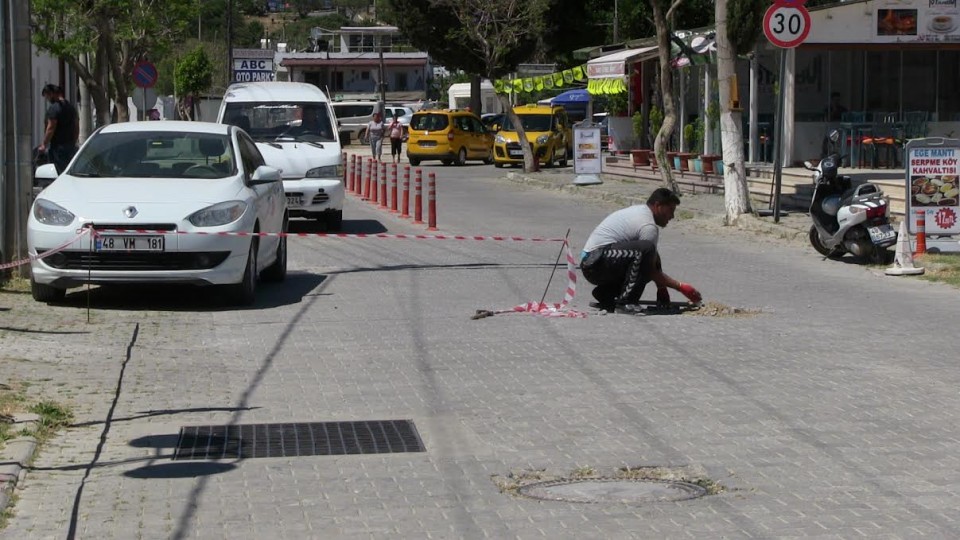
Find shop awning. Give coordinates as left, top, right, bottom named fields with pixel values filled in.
left=280, top=57, right=427, bottom=67
left=586, top=46, right=659, bottom=79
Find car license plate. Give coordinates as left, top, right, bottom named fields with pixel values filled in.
left=286, top=195, right=302, bottom=207
left=95, top=235, right=164, bottom=252
left=418, top=141, right=437, bottom=148
left=508, top=150, right=523, bottom=157
left=868, top=224, right=896, bottom=244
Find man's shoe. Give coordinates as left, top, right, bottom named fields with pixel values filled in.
left=589, top=301, right=616, bottom=313
left=614, top=303, right=646, bottom=315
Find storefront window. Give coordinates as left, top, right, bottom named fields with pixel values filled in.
left=902, top=51, right=936, bottom=119
left=938, top=51, right=960, bottom=122
left=827, top=50, right=864, bottom=119
left=795, top=49, right=828, bottom=121
left=864, top=51, right=901, bottom=118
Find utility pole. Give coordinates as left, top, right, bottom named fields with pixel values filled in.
left=613, top=0, right=619, bottom=43
left=377, top=35, right=386, bottom=113
left=226, top=0, right=233, bottom=86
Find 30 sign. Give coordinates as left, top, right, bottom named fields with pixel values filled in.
left=763, top=0, right=811, bottom=49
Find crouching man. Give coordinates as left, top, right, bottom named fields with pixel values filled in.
left=580, top=188, right=702, bottom=313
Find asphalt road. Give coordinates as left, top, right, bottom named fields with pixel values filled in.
left=2, top=159, right=956, bottom=539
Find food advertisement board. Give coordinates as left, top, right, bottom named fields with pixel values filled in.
left=573, top=125, right=602, bottom=175
left=906, top=138, right=960, bottom=235
left=876, top=0, right=960, bottom=42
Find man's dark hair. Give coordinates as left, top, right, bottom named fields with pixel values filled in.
left=647, top=187, right=681, bottom=206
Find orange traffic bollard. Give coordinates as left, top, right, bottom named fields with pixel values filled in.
left=379, top=162, right=388, bottom=208
left=363, top=158, right=372, bottom=199
left=371, top=160, right=379, bottom=204
left=427, top=172, right=437, bottom=231
left=390, top=163, right=399, bottom=213
left=413, top=168, right=423, bottom=224
left=914, top=208, right=927, bottom=257
left=401, top=165, right=411, bottom=218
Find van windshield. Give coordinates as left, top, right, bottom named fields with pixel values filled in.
left=501, top=114, right=553, bottom=132
left=224, top=102, right=337, bottom=142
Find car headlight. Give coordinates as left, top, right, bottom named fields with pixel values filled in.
left=536, top=135, right=550, bottom=145
left=306, top=165, right=344, bottom=178
left=33, top=199, right=76, bottom=226
left=188, top=201, right=248, bottom=227
left=495, top=134, right=507, bottom=144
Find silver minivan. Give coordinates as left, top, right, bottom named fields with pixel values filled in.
left=330, top=101, right=379, bottom=144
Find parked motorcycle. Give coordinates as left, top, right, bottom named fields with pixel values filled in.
left=804, top=131, right=897, bottom=263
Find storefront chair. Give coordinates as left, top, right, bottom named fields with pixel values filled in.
left=860, top=114, right=901, bottom=168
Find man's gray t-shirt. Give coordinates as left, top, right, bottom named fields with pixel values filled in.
left=582, top=204, right=659, bottom=253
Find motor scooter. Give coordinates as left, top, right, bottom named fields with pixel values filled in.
left=803, top=130, right=897, bottom=263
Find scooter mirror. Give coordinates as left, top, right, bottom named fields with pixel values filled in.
left=828, top=129, right=840, bottom=143
left=803, top=160, right=816, bottom=171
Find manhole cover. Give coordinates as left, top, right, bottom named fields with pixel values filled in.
left=518, top=478, right=706, bottom=504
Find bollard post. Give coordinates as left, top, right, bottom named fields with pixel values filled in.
left=413, top=168, right=423, bottom=224
left=427, top=172, right=437, bottom=231
left=390, top=163, right=399, bottom=213
left=914, top=208, right=927, bottom=257
left=401, top=165, right=411, bottom=218
left=363, top=158, right=372, bottom=199
left=371, top=160, right=379, bottom=204
left=379, top=162, right=388, bottom=208
left=350, top=155, right=357, bottom=193
left=342, top=152, right=347, bottom=186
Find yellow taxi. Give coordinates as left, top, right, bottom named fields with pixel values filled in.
left=493, top=104, right=572, bottom=168
left=406, top=109, right=494, bottom=166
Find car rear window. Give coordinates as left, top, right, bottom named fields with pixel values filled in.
left=410, top=114, right=450, bottom=131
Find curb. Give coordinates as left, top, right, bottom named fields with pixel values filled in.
left=0, top=413, right=39, bottom=518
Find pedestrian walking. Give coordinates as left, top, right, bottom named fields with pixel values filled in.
left=38, top=84, right=79, bottom=174
left=388, top=112, right=404, bottom=164
left=367, top=112, right=385, bottom=162
left=580, top=188, right=702, bottom=313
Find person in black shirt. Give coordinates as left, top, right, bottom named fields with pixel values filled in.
left=38, top=84, right=79, bottom=174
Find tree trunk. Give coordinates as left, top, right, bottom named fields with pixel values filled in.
left=470, top=74, right=482, bottom=115
left=497, top=93, right=537, bottom=173
left=715, top=0, right=752, bottom=224
left=651, top=2, right=680, bottom=193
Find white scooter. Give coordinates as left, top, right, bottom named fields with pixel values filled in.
left=804, top=134, right=897, bottom=263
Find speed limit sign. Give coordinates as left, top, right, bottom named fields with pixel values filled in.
left=763, top=1, right=811, bottom=49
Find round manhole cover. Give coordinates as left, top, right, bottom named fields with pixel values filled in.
left=518, top=478, right=706, bottom=504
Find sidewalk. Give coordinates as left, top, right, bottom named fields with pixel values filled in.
left=502, top=167, right=815, bottom=244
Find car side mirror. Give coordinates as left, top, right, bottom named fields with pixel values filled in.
left=35, top=163, right=59, bottom=180
left=250, top=165, right=281, bottom=185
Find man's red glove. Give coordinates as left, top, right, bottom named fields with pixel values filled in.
left=656, top=287, right=671, bottom=308
left=678, top=283, right=702, bottom=304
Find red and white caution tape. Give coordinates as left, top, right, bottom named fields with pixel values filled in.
left=0, top=228, right=91, bottom=270
left=484, top=241, right=587, bottom=319
left=91, top=229, right=566, bottom=242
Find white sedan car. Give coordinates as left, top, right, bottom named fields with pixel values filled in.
left=28, top=121, right=288, bottom=305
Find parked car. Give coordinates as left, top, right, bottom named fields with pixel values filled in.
left=218, top=81, right=344, bottom=229
left=28, top=121, right=287, bottom=305
left=384, top=105, right=415, bottom=140
left=493, top=104, right=572, bottom=168
left=406, top=109, right=494, bottom=166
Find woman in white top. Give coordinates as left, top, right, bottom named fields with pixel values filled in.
left=366, top=112, right=385, bottom=161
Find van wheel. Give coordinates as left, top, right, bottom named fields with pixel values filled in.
left=494, top=162, right=503, bottom=168
left=409, top=157, right=421, bottom=166
left=455, top=148, right=467, bottom=166
left=441, top=159, right=453, bottom=166
left=358, top=129, right=368, bottom=145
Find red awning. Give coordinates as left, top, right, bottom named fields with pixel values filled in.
left=280, top=58, right=427, bottom=68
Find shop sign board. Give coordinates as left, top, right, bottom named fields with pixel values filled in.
left=906, top=138, right=960, bottom=235
left=232, top=48, right=275, bottom=83
left=573, top=125, right=602, bottom=174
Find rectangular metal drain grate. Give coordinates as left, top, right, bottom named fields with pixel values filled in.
left=172, top=420, right=425, bottom=460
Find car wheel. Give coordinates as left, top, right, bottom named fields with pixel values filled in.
left=441, top=159, right=453, bottom=166
left=494, top=162, right=504, bottom=168
left=261, top=222, right=287, bottom=283
left=325, top=210, right=343, bottom=231
left=227, top=239, right=258, bottom=306
left=31, top=277, right=65, bottom=303
left=483, top=152, right=494, bottom=165
left=409, top=157, right=421, bottom=166
left=455, top=147, right=467, bottom=166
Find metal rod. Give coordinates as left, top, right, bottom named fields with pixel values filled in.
left=772, top=47, right=788, bottom=223
left=538, top=229, right=571, bottom=307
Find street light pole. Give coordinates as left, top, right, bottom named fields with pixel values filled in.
left=378, top=35, right=386, bottom=112
left=613, top=0, right=619, bottom=43
left=227, top=0, right=233, bottom=85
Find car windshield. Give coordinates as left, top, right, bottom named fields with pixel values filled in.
left=502, top=114, right=553, bottom=132
left=224, top=102, right=336, bottom=142
left=69, top=131, right=236, bottom=179
left=410, top=114, right=449, bottom=131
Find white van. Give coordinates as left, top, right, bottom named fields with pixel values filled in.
left=447, top=81, right=504, bottom=114
left=217, top=82, right=345, bottom=229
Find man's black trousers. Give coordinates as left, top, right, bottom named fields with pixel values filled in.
left=580, top=240, right=658, bottom=309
